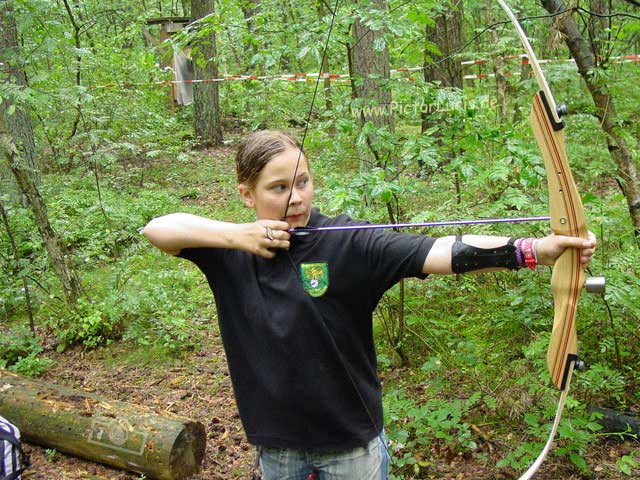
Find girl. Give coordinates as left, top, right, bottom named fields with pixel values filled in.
left=144, top=130, right=596, bottom=480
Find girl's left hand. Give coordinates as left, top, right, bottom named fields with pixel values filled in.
left=536, top=231, right=597, bottom=266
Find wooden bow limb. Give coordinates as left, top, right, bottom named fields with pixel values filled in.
left=494, top=2, right=588, bottom=389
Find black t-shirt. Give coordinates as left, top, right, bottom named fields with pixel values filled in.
left=179, top=209, right=435, bottom=450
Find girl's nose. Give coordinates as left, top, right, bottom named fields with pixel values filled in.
left=289, top=188, right=302, bottom=204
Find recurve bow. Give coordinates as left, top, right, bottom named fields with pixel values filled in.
left=496, top=1, right=604, bottom=478
left=290, top=1, right=604, bottom=476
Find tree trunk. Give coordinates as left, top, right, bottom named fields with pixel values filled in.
left=0, top=199, right=35, bottom=333
left=61, top=0, right=84, bottom=139
left=191, top=0, right=223, bottom=147
left=588, top=406, right=640, bottom=436
left=421, top=2, right=464, bottom=133
left=422, top=4, right=464, bottom=89
left=420, top=2, right=465, bottom=181
left=240, top=0, right=261, bottom=63
left=0, top=117, right=82, bottom=306
left=349, top=0, right=394, bottom=171
left=0, top=0, right=40, bottom=189
left=585, top=0, right=610, bottom=63
left=486, top=3, right=509, bottom=123
left=540, top=0, right=640, bottom=236
left=0, top=370, right=206, bottom=480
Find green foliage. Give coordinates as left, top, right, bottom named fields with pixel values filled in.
left=0, top=327, right=38, bottom=365
left=384, top=387, right=481, bottom=478
left=0, top=202, right=48, bottom=317
left=45, top=178, right=181, bottom=262
left=320, top=166, right=411, bottom=219
left=618, top=455, right=639, bottom=476
left=496, top=405, right=602, bottom=474
left=36, top=247, right=207, bottom=354
left=46, top=448, right=57, bottom=463
left=578, top=363, right=627, bottom=406
left=119, top=260, right=208, bottom=354
left=8, top=353, right=53, bottom=376
left=0, top=327, right=52, bottom=376
left=43, top=297, right=121, bottom=350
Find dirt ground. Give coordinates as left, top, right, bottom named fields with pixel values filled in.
left=15, top=326, right=639, bottom=480
left=24, top=329, right=253, bottom=480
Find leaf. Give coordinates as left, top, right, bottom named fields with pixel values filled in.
left=569, top=452, right=588, bottom=472
left=297, top=46, right=312, bottom=59
left=617, top=455, right=638, bottom=475
left=524, top=413, right=539, bottom=427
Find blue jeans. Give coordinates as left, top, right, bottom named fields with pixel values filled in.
left=260, top=432, right=390, bottom=480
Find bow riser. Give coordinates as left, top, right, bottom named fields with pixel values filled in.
left=530, top=90, right=588, bottom=390
left=530, top=93, right=587, bottom=238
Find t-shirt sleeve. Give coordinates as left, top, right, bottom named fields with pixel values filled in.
left=177, top=247, right=223, bottom=280
left=356, top=228, right=436, bottom=290
left=178, top=246, right=206, bottom=264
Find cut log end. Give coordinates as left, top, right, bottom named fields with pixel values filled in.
left=169, top=421, right=206, bottom=479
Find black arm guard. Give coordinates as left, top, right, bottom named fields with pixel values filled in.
left=451, top=237, right=519, bottom=273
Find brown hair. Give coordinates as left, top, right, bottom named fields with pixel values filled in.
left=235, top=130, right=304, bottom=187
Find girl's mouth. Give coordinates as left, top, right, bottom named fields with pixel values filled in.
left=285, top=213, right=306, bottom=223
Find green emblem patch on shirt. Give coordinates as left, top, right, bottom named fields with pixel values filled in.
left=300, top=262, right=329, bottom=297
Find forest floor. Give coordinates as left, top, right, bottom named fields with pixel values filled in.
left=24, top=326, right=255, bottom=480
left=14, top=146, right=640, bottom=479
left=20, top=323, right=638, bottom=480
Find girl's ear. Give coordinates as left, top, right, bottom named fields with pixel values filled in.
left=238, top=183, right=255, bottom=208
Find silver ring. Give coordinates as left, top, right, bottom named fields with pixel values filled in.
left=265, top=226, right=274, bottom=241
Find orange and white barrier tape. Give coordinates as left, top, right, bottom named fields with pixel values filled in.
left=90, top=54, right=639, bottom=90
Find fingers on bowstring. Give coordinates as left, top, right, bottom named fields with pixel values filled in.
left=265, top=237, right=291, bottom=251
left=260, top=219, right=290, bottom=232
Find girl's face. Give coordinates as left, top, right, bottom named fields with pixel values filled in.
left=238, top=147, right=313, bottom=228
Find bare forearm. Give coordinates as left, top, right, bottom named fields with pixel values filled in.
left=143, top=213, right=246, bottom=255
left=143, top=213, right=291, bottom=258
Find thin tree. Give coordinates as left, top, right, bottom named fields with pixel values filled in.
left=348, top=0, right=410, bottom=365
left=0, top=199, right=35, bottom=334
left=191, top=0, right=224, bottom=147
left=0, top=0, right=39, bottom=187
left=420, top=1, right=465, bottom=200
left=0, top=116, right=82, bottom=306
left=1, top=0, right=82, bottom=305
left=539, top=0, right=640, bottom=237
left=317, top=0, right=336, bottom=137
left=239, top=0, right=261, bottom=63
left=485, top=2, right=510, bottom=123
left=422, top=2, right=464, bottom=91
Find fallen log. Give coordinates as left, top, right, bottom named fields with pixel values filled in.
left=589, top=406, right=640, bottom=436
left=0, top=369, right=206, bottom=480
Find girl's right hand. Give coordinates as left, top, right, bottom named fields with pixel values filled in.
left=243, top=220, right=291, bottom=258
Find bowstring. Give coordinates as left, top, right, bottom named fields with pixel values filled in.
left=282, top=0, right=341, bottom=220
left=281, top=0, right=397, bottom=469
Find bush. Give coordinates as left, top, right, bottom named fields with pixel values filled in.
left=43, top=297, right=123, bottom=351
left=0, top=327, right=53, bottom=376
